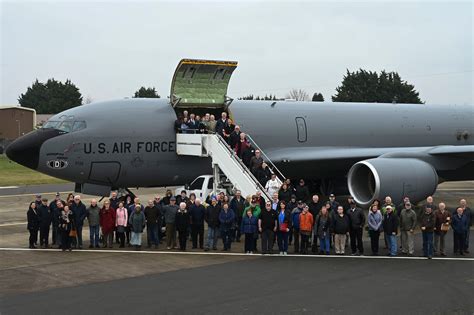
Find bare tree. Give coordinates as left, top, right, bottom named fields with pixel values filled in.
left=286, top=89, right=310, bottom=101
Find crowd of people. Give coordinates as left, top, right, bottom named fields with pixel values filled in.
left=26, top=188, right=472, bottom=259
left=25, top=110, right=472, bottom=258
left=173, top=110, right=281, bottom=187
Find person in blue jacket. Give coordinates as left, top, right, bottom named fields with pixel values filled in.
left=219, top=203, right=235, bottom=251
left=241, top=208, right=258, bottom=253
left=452, top=206, right=469, bottom=256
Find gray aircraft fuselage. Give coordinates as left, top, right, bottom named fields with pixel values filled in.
left=5, top=98, right=474, bottom=198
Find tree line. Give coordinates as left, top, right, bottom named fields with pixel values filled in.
left=18, top=69, right=422, bottom=114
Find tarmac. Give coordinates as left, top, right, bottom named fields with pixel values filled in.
left=0, top=181, right=473, bottom=314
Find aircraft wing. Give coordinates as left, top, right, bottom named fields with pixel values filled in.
left=267, top=145, right=474, bottom=162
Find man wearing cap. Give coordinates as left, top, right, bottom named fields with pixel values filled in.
left=162, top=197, right=179, bottom=249
left=34, top=194, right=42, bottom=208
left=420, top=205, right=436, bottom=259
left=327, top=194, right=340, bottom=214
left=400, top=202, right=417, bottom=256
left=204, top=197, right=221, bottom=251
left=398, top=197, right=411, bottom=216
left=347, top=200, right=365, bottom=255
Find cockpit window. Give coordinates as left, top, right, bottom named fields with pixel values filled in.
left=72, top=121, right=87, bottom=132
left=43, top=121, right=60, bottom=129
left=57, top=121, right=74, bottom=133
left=43, top=119, right=86, bottom=133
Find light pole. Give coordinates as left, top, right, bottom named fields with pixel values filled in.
left=15, top=120, right=21, bottom=138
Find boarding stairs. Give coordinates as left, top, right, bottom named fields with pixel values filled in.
left=176, top=133, right=285, bottom=202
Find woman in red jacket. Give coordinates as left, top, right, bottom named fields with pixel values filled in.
left=100, top=200, right=116, bottom=248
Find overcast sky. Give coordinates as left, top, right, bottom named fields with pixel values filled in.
left=1, top=0, right=472, bottom=105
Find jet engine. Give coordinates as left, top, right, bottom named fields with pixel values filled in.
left=347, top=158, right=438, bottom=208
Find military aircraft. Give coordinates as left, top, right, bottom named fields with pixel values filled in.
left=6, top=59, right=474, bottom=207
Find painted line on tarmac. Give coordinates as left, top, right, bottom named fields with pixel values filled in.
left=0, top=247, right=473, bottom=261
left=0, top=222, right=26, bottom=227
left=0, top=191, right=72, bottom=198
left=0, top=186, right=19, bottom=189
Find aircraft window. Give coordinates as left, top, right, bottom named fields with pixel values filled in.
left=57, top=121, right=74, bottom=133
left=189, top=177, right=205, bottom=190
left=43, top=121, right=60, bottom=129
left=72, top=121, right=87, bottom=132
left=295, top=117, right=307, bottom=142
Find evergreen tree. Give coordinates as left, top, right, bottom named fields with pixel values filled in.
left=133, top=87, right=160, bottom=98
left=18, top=79, right=83, bottom=114
left=312, top=93, right=324, bottom=102
left=332, top=69, right=422, bottom=103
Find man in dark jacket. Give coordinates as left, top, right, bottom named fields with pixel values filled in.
left=219, top=203, right=235, bottom=251
left=27, top=203, right=40, bottom=248
left=420, top=205, right=436, bottom=259
left=229, top=125, right=242, bottom=149
left=249, top=150, right=263, bottom=174
left=332, top=206, right=350, bottom=255
left=383, top=206, right=399, bottom=257
left=346, top=201, right=365, bottom=255
left=145, top=200, right=161, bottom=248
left=176, top=190, right=189, bottom=205
left=163, top=197, right=179, bottom=249
left=189, top=198, right=206, bottom=249
left=175, top=203, right=191, bottom=251
left=204, top=198, right=221, bottom=251
left=215, top=112, right=228, bottom=137
left=38, top=198, right=51, bottom=248
left=327, top=194, right=340, bottom=214
left=109, top=191, right=120, bottom=210
left=291, top=201, right=303, bottom=253
left=230, top=190, right=246, bottom=242
left=452, top=206, right=469, bottom=255
left=258, top=201, right=278, bottom=254
left=71, top=195, right=87, bottom=249
left=295, top=179, right=310, bottom=203
left=309, top=194, right=323, bottom=252
left=459, top=199, right=471, bottom=253
left=49, top=193, right=63, bottom=246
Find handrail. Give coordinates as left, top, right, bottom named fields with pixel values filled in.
left=211, top=133, right=272, bottom=201
left=246, top=134, right=286, bottom=181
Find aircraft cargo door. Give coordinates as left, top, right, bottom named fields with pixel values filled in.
left=295, top=117, right=307, bottom=142
left=88, top=161, right=121, bottom=185
left=170, top=59, right=238, bottom=110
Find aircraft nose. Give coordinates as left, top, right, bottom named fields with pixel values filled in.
left=6, top=129, right=62, bottom=169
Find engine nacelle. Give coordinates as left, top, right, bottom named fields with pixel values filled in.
left=347, top=158, right=438, bottom=208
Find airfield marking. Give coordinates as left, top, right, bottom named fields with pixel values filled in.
left=0, top=247, right=473, bottom=261
left=0, top=186, right=19, bottom=189
left=0, top=191, right=72, bottom=198
left=0, top=222, right=26, bottom=227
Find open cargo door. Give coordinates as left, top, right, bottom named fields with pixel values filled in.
left=170, top=59, right=238, bottom=109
